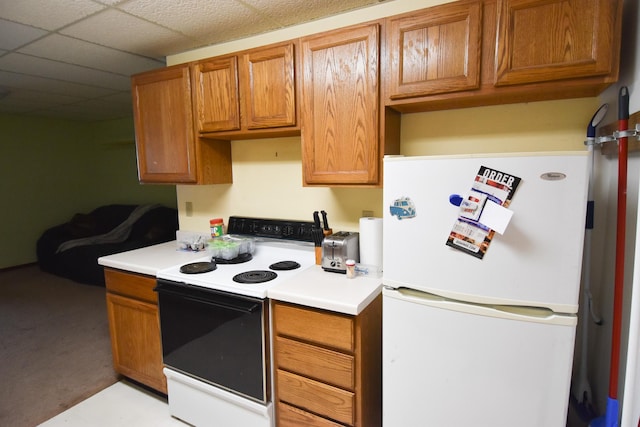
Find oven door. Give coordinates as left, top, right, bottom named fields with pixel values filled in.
left=155, top=279, right=269, bottom=403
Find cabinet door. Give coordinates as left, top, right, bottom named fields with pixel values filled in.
left=495, top=0, right=619, bottom=86
left=241, top=42, right=296, bottom=129
left=106, top=292, right=167, bottom=394
left=192, top=56, right=240, bottom=132
left=132, top=65, right=196, bottom=183
left=300, top=23, right=380, bottom=186
left=386, top=0, right=482, bottom=99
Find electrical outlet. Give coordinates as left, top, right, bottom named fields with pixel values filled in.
left=362, top=210, right=374, bottom=217
left=185, top=201, right=193, bottom=217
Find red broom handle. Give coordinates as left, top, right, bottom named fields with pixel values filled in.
left=609, top=86, right=629, bottom=398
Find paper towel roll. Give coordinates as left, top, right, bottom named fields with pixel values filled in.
left=359, top=217, right=383, bottom=269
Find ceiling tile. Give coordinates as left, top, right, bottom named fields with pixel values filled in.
left=60, top=8, right=197, bottom=57
left=70, top=96, right=132, bottom=112
left=0, top=53, right=131, bottom=90
left=93, top=0, right=128, bottom=5
left=0, top=70, right=117, bottom=98
left=0, top=19, right=48, bottom=50
left=0, top=0, right=106, bottom=31
left=120, top=0, right=278, bottom=44
left=0, top=0, right=393, bottom=120
left=18, top=34, right=164, bottom=75
left=249, top=0, right=380, bottom=26
left=99, top=91, right=134, bottom=104
left=0, top=88, right=84, bottom=107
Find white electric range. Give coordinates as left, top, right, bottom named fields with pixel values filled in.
left=156, top=239, right=315, bottom=298
left=154, top=216, right=317, bottom=427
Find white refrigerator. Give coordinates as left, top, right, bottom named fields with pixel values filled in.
left=382, top=152, right=589, bottom=427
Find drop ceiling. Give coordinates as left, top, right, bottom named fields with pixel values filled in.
left=0, top=0, right=386, bottom=122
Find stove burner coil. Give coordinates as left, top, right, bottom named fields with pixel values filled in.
left=179, top=261, right=217, bottom=274
left=269, top=260, right=301, bottom=271
left=213, top=252, right=253, bottom=264
left=233, top=270, right=278, bottom=284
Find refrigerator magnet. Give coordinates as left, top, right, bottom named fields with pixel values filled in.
left=389, top=196, right=416, bottom=220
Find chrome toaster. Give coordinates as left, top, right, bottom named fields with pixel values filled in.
left=322, top=231, right=359, bottom=273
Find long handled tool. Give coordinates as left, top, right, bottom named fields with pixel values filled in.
left=591, top=86, right=630, bottom=427
left=574, top=103, right=608, bottom=420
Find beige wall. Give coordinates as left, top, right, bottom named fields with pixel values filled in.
left=177, top=98, right=596, bottom=234
left=168, top=0, right=597, bottom=234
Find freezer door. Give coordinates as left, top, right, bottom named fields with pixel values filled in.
left=383, top=153, right=589, bottom=313
left=382, top=288, right=576, bottom=427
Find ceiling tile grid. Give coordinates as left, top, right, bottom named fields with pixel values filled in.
left=0, top=0, right=385, bottom=121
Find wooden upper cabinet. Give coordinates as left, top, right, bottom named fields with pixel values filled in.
left=192, top=56, right=240, bottom=133
left=241, top=42, right=297, bottom=129
left=132, top=65, right=197, bottom=183
left=131, top=64, right=232, bottom=185
left=300, top=23, right=381, bottom=186
left=194, top=41, right=299, bottom=139
left=495, top=0, right=619, bottom=86
left=386, top=0, right=482, bottom=99
left=384, top=0, right=621, bottom=113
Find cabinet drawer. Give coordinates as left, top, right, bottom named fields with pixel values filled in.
left=276, top=336, right=354, bottom=390
left=273, top=302, right=354, bottom=352
left=277, top=401, right=345, bottom=427
left=104, top=268, right=157, bottom=303
left=277, top=369, right=354, bottom=426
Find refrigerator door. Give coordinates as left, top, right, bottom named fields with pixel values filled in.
left=382, top=287, right=576, bottom=427
left=383, top=152, right=588, bottom=313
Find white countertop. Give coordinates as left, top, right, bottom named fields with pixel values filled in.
left=97, top=241, right=205, bottom=276
left=268, top=265, right=382, bottom=315
left=97, top=241, right=382, bottom=315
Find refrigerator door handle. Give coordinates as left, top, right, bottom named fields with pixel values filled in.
left=384, top=287, right=576, bottom=326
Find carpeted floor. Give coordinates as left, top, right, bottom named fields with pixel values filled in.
left=0, top=265, right=119, bottom=427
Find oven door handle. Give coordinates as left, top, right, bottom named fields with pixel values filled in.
left=155, top=285, right=260, bottom=313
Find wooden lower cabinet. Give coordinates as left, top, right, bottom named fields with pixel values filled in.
left=272, top=295, right=382, bottom=426
left=277, top=401, right=345, bottom=427
left=104, top=268, right=166, bottom=394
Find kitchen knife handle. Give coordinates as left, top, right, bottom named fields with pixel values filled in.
left=321, top=210, right=329, bottom=230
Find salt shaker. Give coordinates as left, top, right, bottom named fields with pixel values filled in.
left=346, top=259, right=356, bottom=279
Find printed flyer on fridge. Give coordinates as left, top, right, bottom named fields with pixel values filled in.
left=446, top=166, right=522, bottom=259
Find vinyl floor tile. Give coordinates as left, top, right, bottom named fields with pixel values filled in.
left=39, top=381, right=187, bottom=427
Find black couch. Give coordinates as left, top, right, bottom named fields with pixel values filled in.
left=37, top=204, right=178, bottom=286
